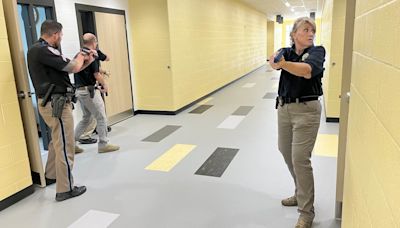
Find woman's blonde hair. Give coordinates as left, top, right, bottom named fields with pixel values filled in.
left=290, top=17, right=316, bottom=44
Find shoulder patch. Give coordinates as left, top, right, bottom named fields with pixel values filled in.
left=47, top=46, right=68, bottom=62
left=47, top=46, right=61, bottom=56
left=301, top=53, right=309, bottom=62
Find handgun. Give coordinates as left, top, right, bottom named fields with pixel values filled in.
left=274, top=49, right=285, bottom=63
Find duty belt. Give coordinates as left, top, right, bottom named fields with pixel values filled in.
left=275, top=96, right=319, bottom=109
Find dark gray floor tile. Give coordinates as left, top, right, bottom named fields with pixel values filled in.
left=142, top=125, right=181, bottom=142
left=232, top=106, right=254, bottom=116
left=195, top=147, right=239, bottom=177
left=189, top=105, right=213, bottom=114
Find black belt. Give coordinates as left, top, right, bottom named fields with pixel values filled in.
left=279, top=96, right=319, bottom=104
left=77, top=85, right=98, bottom=90
left=37, top=93, right=70, bottom=99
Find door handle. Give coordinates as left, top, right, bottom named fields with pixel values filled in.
left=346, top=92, right=350, bottom=103
left=17, top=91, right=26, bottom=99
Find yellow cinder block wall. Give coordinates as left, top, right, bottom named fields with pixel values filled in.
left=167, top=0, right=266, bottom=110
left=0, top=1, right=32, bottom=201
left=129, top=0, right=267, bottom=111
left=342, top=0, right=400, bottom=227
left=129, top=0, right=174, bottom=111
left=321, top=0, right=346, bottom=119
left=267, top=20, right=275, bottom=57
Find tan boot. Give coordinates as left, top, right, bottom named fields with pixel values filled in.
left=75, top=145, right=84, bottom=154
left=98, top=144, right=120, bottom=153
left=281, top=195, right=298, bottom=206
left=295, top=216, right=313, bottom=228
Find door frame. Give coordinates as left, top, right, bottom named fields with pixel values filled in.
left=75, top=3, right=135, bottom=123
left=335, top=0, right=356, bottom=219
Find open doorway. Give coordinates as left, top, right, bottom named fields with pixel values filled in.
left=75, top=4, right=134, bottom=124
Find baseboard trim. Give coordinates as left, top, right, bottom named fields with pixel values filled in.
left=0, top=185, right=34, bottom=211
left=135, top=65, right=265, bottom=115
left=335, top=201, right=343, bottom=220
left=326, top=117, right=340, bottom=123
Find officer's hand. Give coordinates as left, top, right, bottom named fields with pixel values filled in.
left=90, top=49, right=98, bottom=58
left=87, top=53, right=96, bottom=63
left=100, top=83, right=108, bottom=93
left=269, top=51, right=286, bottom=70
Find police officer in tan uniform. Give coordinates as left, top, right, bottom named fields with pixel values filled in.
left=27, top=20, right=95, bottom=201
left=269, top=17, right=326, bottom=228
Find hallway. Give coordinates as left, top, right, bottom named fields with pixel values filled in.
left=0, top=65, right=340, bottom=228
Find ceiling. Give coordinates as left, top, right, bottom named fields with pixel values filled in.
left=239, top=0, right=324, bottom=20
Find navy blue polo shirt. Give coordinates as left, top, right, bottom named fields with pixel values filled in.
left=277, top=45, right=326, bottom=98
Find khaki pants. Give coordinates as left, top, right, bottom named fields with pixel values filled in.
left=277, top=100, right=321, bottom=219
left=38, top=99, right=75, bottom=193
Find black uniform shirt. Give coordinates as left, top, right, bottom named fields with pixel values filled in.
left=278, top=45, right=326, bottom=98
left=74, top=48, right=106, bottom=88
left=27, top=38, right=72, bottom=98
left=74, top=59, right=99, bottom=88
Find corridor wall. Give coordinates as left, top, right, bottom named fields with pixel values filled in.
left=321, top=0, right=346, bottom=120
left=129, top=0, right=267, bottom=111
left=342, top=0, right=400, bottom=227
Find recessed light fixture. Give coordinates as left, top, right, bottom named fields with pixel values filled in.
left=285, top=2, right=291, bottom=7
left=291, top=8, right=295, bottom=12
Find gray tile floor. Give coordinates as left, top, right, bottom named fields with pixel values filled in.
left=0, top=65, right=341, bottom=228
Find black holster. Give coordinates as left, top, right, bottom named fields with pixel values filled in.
left=51, top=95, right=66, bottom=118
left=41, top=84, right=55, bottom=107
left=88, top=85, right=95, bottom=98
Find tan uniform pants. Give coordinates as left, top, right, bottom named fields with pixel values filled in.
left=38, top=99, right=75, bottom=193
left=277, top=100, right=321, bottom=219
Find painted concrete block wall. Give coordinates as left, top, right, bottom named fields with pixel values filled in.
left=129, top=0, right=174, bottom=111
left=321, top=0, right=346, bottom=119
left=267, top=21, right=275, bottom=57
left=274, top=22, right=283, bottom=52
left=0, top=1, right=32, bottom=200
left=167, top=0, right=267, bottom=110
left=342, top=0, right=400, bottom=227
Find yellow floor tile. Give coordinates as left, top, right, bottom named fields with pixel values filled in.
left=145, top=144, right=196, bottom=172
left=314, top=134, right=339, bottom=157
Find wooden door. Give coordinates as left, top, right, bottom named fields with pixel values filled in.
left=94, top=12, right=133, bottom=121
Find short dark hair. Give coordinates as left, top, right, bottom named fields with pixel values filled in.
left=40, top=20, right=63, bottom=36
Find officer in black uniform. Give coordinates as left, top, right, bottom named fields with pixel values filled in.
left=74, top=33, right=120, bottom=153
left=269, top=17, right=325, bottom=228
left=27, top=20, right=95, bottom=201
left=77, top=49, right=110, bottom=145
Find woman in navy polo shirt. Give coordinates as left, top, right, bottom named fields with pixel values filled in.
left=269, top=17, right=326, bottom=228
